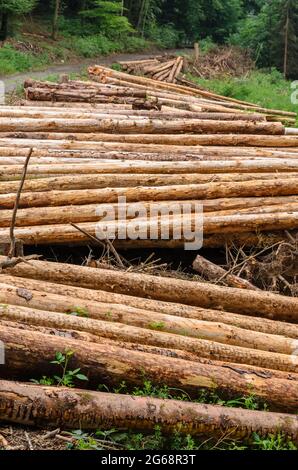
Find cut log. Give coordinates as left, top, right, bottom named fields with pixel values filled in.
left=0, top=213, right=297, bottom=247
left=0, top=118, right=284, bottom=134
left=2, top=258, right=296, bottom=322
left=1, top=197, right=298, bottom=228
left=1, top=179, right=297, bottom=208
left=3, top=135, right=298, bottom=148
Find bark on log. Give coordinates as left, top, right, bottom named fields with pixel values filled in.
left=1, top=258, right=298, bottom=322
left=3, top=301, right=298, bottom=374
left=2, top=274, right=297, bottom=339
left=1, top=325, right=298, bottom=410
left=0, top=220, right=296, bottom=248
left=3, top=318, right=298, bottom=384
left=1, top=381, right=297, bottom=439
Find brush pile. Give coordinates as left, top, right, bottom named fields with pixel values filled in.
left=0, top=258, right=297, bottom=441
left=189, top=46, right=254, bottom=79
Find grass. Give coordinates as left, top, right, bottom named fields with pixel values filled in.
left=188, top=69, right=298, bottom=124
left=67, top=380, right=297, bottom=451
left=30, top=353, right=297, bottom=451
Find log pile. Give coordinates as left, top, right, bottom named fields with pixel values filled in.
left=0, top=258, right=297, bottom=440
left=0, top=69, right=296, bottom=248
left=117, top=56, right=185, bottom=83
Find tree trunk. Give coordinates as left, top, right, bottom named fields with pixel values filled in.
left=52, top=0, right=60, bottom=40
left=0, top=179, right=297, bottom=208
left=3, top=136, right=298, bottom=149
left=283, top=3, right=290, bottom=78
left=0, top=13, right=9, bottom=41
left=1, top=325, right=298, bottom=410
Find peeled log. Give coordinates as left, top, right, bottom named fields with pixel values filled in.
left=2, top=274, right=297, bottom=339
left=1, top=212, right=297, bottom=246
left=0, top=107, right=268, bottom=121
left=2, top=257, right=296, bottom=322
left=0, top=380, right=297, bottom=439
left=1, top=197, right=298, bottom=228
left=1, top=325, right=298, bottom=410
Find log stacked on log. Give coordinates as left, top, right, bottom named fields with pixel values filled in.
left=0, top=260, right=298, bottom=438
left=118, top=56, right=185, bottom=83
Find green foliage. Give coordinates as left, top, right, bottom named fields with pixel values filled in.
left=31, top=350, right=88, bottom=387
left=0, top=44, right=48, bottom=74
left=188, top=70, right=298, bottom=122
left=231, top=0, right=298, bottom=77
left=0, top=0, right=36, bottom=15
left=252, top=432, right=297, bottom=451
left=81, top=0, right=134, bottom=37
left=146, top=22, right=180, bottom=48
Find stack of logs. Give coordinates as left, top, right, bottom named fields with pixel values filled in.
left=118, top=56, right=185, bottom=83
left=0, top=258, right=298, bottom=440
left=0, top=69, right=297, bottom=247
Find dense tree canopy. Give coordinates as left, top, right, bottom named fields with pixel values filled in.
left=0, top=0, right=297, bottom=77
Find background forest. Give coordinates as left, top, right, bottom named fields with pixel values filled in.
left=0, top=0, right=297, bottom=82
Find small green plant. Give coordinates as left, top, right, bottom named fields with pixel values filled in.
left=252, top=432, right=297, bottom=450
left=31, top=350, right=88, bottom=387
left=66, top=306, right=89, bottom=318
left=148, top=321, right=165, bottom=330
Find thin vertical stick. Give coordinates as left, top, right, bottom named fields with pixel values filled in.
left=8, top=148, right=33, bottom=259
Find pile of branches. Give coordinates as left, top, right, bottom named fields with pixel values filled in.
left=189, top=46, right=254, bottom=79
